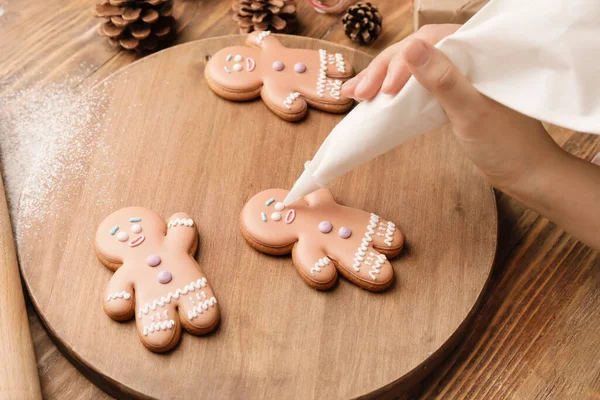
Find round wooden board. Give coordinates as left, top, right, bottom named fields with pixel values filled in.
left=18, top=35, right=497, bottom=399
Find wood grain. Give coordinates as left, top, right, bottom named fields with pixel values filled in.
left=0, top=168, right=42, bottom=400
left=16, top=36, right=496, bottom=399
left=1, top=0, right=599, bottom=399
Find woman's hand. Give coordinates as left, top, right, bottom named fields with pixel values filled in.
left=343, top=25, right=600, bottom=250
left=341, top=24, right=461, bottom=101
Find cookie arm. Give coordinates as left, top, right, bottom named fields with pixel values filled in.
left=291, top=239, right=338, bottom=290
left=304, top=188, right=336, bottom=207
left=246, top=31, right=284, bottom=50
left=103, top=266, right=135, bottom=321
left=165, top=212, right=198, bottom=254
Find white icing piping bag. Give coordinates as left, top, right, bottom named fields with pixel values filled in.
left=284, top=0, right=600, bottom=205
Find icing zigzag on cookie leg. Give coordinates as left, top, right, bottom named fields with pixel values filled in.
left=368, top=253, right=387, bottom=281
left=310, top=257, right=331, bottom=276
left=143, top=320, right=175, bottom=336
left=188, top=295, right=218, bottom=320
left=283, top=92, right=301, bottom=109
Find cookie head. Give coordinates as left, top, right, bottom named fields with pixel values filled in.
left=95, top=207, right=166, bottom=266
left=240, top=189, right=299, bottom=249
left=206, top=46, right=262, bottom=92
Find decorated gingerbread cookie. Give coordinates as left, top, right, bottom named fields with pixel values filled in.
left=240, top=189, right=404, bottom=291
left=205, top=31, right=355, bottom=121
left=95, top=207, right=219, bottom=353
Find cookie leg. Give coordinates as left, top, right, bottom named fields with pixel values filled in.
left=177, top=286, right=220, bottom=335
left=370, top=215, right=404, bottom=257
left=137, top=305, right=182, bottom=353
left=336, top=246, right=395, bottom=292
left=291, top=239, right=338, bottom=290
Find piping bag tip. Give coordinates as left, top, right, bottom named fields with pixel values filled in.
left=283, top=164, right=322, bottom=205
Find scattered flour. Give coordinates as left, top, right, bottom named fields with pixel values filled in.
left=0, top=76, right=114, bottom=243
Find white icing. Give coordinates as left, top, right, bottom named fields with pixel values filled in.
left=234, top=54, right=243, bottom=62
left=327, top=78, right=343, bottom=100
left=274, top=202, right=285, bottom=211
left=271, top=212, right=281, bottom=221
left=168, top=218, right=194, bottom=228
left=317, top=49, right=327, bottom=97
left=142, top=319, right=175, bottom=336
left=131, top=223, right=142, bottom=233
left=316, top=50, right=342, bottom=100
left=138, top=277, right=209, bottom=318
left=283, top=92, right=301, bottom=109
left=233, top=63, right=243, bottom=72
left=117, top=231, right=129, bottom=242
left=106, top=291, right=131, bottom=302
left=335, top=53, right=346, bottom=73
left=352, top=213, right=379, bottom=272
left=310, top=257, right=331, bottom=276
left=384, top=221, right=396, bottom=246
left=187, top=296, right=218, bottom=320
left=256, top=30, right=271, bottom=45
left=366, top=252, right=387, bottom=281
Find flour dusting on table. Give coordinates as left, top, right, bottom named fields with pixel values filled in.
left=0, top=78, right=114, bottom=243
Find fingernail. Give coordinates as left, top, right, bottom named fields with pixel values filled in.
left=405, top=40, right=430, bottom=67
left=343, top=75, right=359, bottom=88
left=381, top=71, right=394, bottom=92
left=354, top=75, right=369, bottom=98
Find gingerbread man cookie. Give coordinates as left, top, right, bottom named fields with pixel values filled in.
left=205, top=31, right=355, bottom=121
left=240, top=189, right=404, bottom=291
left=95, top=207, right=219, bottom=353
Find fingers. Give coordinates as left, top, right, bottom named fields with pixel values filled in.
left=342, top=23, right=463, bottom=101
left=402, top=38, right=484, bottom=122
left=342, top=45, right=398, bottom=101
left=381, top=53, right=411, bottom=95
left=341, top=69, right=366, bottom=98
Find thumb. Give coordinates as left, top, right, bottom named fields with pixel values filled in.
left=402, top=38, right=483, bottom=119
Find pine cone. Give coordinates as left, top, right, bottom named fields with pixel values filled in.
left=232, top=0, right=297, bottom=34
left=342, top=2, right=382, bottom=45
left=93, top=0, right=176, bottom=52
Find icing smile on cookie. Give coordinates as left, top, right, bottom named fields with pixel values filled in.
left=129, top=235, right=145, bottom=247
left=246, top=57, right=256, bottom=72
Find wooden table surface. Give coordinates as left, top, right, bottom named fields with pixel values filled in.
left=1, top=1, right=599, bottom=399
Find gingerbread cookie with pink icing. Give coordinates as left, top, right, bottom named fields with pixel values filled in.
left=205, top=31, right=355, bottom=121
left=95, top=207, right=219, bottom=353
left=240, top=189, right=404, bottom=291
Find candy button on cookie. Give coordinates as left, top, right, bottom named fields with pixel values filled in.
left=157, top=271, right=172, bottom=284
left=318, top=220, right=333, bottom=233
left=294, top=62, right=306, bottom=73
left=147, top=254, right=161, bottom=267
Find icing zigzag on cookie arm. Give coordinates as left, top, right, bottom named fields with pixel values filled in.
left=106, top=291, right=131, bottom=302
